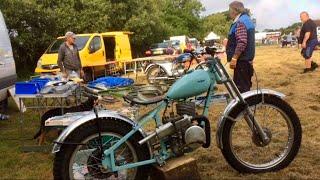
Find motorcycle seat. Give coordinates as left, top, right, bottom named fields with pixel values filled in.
left=123, top=94, right=164, bottom=105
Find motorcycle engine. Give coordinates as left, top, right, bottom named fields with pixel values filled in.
left=140, top=102, right=209, bottom=156
left=167, top=102, right=206, bottom=155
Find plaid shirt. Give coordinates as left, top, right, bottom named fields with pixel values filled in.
left=234, top=22, right=248, bottom=56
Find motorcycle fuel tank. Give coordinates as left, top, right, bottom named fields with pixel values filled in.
left=167, top=69, right=211, bottom=100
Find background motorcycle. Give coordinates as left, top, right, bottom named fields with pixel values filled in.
left=145, top=51, right=203, bottom=87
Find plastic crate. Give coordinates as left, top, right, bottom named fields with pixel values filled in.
left=15, top=82, right=39, bottom=95
left=30, top=78, right=50, bottom=90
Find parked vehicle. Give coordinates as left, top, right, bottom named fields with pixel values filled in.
left=170, top=35, right=189, bottom=51
left=164, top=40, right=182, bottom=54
left=189, top=38, right=200, bottom=49
left=0, top=10, right=17, bottom=109
left=52, top=47, right=302, bottom=179
left=145, top=42, right=170, bottom=56
left=35, top=31, right=133, bottom=80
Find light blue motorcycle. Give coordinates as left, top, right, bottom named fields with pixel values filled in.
left=52, top=47, right=301, bottom=179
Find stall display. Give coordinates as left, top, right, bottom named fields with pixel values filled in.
left=14, top=76, right=82, bottom=152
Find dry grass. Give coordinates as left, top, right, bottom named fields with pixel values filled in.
left=1, top=45, right=320, bottom=179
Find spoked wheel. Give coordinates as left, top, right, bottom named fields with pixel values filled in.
left=146, top=66, right=169, bottom=91
left=53, top=119, right=150, bottom=180
left=221, top=95, right=301, bottom=173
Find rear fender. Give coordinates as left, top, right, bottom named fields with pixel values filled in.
left=52, top=110, right=151, bottom=155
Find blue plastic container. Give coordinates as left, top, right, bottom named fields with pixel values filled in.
left=30, top=78, right=50, bottom=90
left=15, top=82, right=39, bottom=95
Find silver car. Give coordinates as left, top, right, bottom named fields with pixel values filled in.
left=0, top=10, right=17, bottom=109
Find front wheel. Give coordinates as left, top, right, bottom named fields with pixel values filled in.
left=221, top=95, right=302, bottom=173
left=53, top=119, right=150, bottom=180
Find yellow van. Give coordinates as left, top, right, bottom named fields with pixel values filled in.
left=35, top=31, right=133, bottom=79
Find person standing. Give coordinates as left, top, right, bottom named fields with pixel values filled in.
left=226, top=1, right=255, bottom=93
left=299, top=12, right=319, bottom=73
left=57, top=31, right=84, bottom=78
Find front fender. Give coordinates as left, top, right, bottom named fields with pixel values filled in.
left=216, top=89, right=285, bottom=149
left=52, top=110, right=150, bottom=154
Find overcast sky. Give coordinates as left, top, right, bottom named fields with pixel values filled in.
left=200, top=0, right=320, bottom=31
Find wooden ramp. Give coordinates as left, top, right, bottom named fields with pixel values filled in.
left=150, top=156, right=201, bottom=180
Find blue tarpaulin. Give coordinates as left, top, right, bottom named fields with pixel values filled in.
left=88, top=77, right=134, bottom=89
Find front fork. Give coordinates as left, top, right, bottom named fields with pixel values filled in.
left=213, top=59, right=270, bottom=144
left=243, top=105, right=270, bottom=144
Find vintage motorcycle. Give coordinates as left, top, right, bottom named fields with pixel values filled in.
left=52, top=47, right=301, bottom=179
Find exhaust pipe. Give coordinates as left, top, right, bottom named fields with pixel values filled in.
left=139, top=122, right=175, bottom=145
left=139, top=116, right=191, bottom=145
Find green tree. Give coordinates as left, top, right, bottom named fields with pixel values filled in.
left=202, top=11, right=232, bottom=39
left=0, top=0, right=57, bottom=75
left=160, top=0, right=204, bottom=39
left=264, top=22, right=302, bottom=35
left=1, top=0, right=206, bottom=75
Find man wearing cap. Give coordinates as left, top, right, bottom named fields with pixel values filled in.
left=299, top=11, right=319, bottom=73
left=226, top=1, right=255, bottom=93
left=57, top=31, right=84, bottom=78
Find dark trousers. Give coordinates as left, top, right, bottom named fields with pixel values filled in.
left=233, top=61, right=254, bottom=93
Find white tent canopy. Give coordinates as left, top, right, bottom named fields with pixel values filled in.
left=255, top=32, right=267, bottom=40
left=204, top=32, right=220, bottom=41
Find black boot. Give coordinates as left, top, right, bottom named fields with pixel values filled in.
left=311, top=61, right=319, bottom=70
left=302, top=68, right=313, bottom=74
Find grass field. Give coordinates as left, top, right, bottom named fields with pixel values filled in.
left=1, top=45, right=320, bottom=179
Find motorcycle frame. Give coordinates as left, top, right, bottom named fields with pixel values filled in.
left=101, top=84, right=219, bottom=171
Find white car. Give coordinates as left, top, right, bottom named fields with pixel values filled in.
left=0, top=10, right=17, bottom=110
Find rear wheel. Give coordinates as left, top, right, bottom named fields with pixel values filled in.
left=147, top=66, right=167, bottom=84
left=53, top=119, right=150, bottom=180
left=221, top=95, right=301, bottom=173
left=146, top=66, right=169, bottom=91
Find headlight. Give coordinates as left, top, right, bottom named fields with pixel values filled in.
left=37, top=59, right=42, bottom=68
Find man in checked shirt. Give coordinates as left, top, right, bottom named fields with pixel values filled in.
left=226, top=1, right=255, bottom=93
